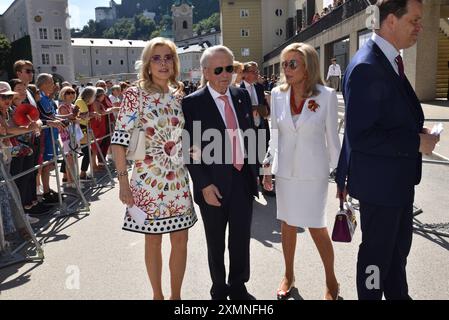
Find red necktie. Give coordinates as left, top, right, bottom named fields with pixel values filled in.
left=395, top=55, right=405, bottom=79
left=218, top=95, right=244, bottom=171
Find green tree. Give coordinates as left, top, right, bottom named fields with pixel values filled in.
left=103, top=18, right=136, bottom=39
left=150, top=30, right=161, bottom=39
left=191, top=0, right=219, bottom=23
left=0, top=34, right=11, bottom=72
left=134, top=14, right=157, bottom=40
left=72, top=0, right=219, bottom=40
left=74, top=19, right=107, bottom=38
left=193, top=12, right=220, bottom=34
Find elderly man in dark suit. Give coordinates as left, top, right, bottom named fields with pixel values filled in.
left=182, top=45, right=259, bottom=300
left=336, top=0, right=439, bottom=300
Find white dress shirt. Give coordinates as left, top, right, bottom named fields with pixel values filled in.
left=109, top=94, right=121, bottom=104
left=326, top=64, right=342, bottom=80
left=372, top=33, right=401, bottom=76
left=207, top=83, right=240, bottom=128
left=243, top=80, right=259, bottom=106
left=207, top=83, right=245, bottom=156
left=26, top=89, right=37, bottom=107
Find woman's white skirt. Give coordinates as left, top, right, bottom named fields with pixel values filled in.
left=275, top=176, right=329, bottom=228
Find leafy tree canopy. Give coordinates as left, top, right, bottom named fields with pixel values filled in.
left=0, top=34, right=12, bottom=71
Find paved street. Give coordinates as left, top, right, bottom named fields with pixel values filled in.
left=1, top=96, right=449, bottom=300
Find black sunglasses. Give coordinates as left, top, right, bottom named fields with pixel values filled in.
left=214, top=65, right=234, bottom=76
left=0, top=95, right=14, bottom=100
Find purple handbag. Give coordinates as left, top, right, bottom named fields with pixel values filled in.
left=332, top=198, right=357, bottom=243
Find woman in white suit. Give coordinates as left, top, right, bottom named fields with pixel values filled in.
left=263, top=43, right=341, bottom=300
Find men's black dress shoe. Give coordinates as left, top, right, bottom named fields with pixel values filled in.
left=211, top=285, right=229, bottom=300
left=229, top=286, right=256, bottom=300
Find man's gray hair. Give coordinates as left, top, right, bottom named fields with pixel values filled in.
left=200, top=45, right=235, bottom=69
left=35, top=73, right=53, bottom=88
left=80, top=86, right=97, bottom=102
left=96, top=80, right=106, bottom=87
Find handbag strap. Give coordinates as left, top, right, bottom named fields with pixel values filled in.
left=338, top=193, right=344, bottom=211
left=134, top=86, right=143, bottom=130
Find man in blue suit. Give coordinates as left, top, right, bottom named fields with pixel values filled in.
left=336, top=0, right=439, bottom=300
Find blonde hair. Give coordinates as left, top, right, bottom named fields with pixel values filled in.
left=58, top=86, right=76, bottom=102
left=137, top=37, right=183, bottom=95
left=13, top=60, right=33, bottom=75
left=233, top=61, right=244, bottom=73
left=279, top=43, right=323, bottom=97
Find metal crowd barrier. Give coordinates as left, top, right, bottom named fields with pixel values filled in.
left=0, top=112, right=117, bottom=269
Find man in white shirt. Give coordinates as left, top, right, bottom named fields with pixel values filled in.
left=240, top=62, right=274, bottom=196
left=182, top=45, right=258, bottom=300
left=241, top=62, right=261, bottom=125
left=326, top=58, right=342, bottom=91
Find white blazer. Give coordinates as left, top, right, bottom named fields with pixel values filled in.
left=264, top=84, right=341, bottom=180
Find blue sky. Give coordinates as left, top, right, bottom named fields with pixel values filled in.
left=0, top=0, right=122, bottom=29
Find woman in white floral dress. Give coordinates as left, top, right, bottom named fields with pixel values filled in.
left=111, top=37, right=197, bottom=300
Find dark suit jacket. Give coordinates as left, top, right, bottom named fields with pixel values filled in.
left=240, top=81, right=266, bottom=105
left=182, top=86, right=259, bottom=205
left=336, top=40, right=424, bottom=207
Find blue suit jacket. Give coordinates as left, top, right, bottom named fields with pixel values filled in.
left=335, top=40, right=424, bottom=207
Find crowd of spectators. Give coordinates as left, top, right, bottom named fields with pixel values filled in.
left=312, top=0, right=347, bottom=24
left=0, top=59, right=126, bottom=242
left=0, top=57, right=282, bottom=245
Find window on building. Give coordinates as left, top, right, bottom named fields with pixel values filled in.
left=120, top=60, right=124, bottom=65
left=108, top=60, right=112, bottom=65
left=275, top=9, right=283, bottom=16
left=82, top=49, right=87, bottom=55
left=39, top=28, right=48, bottom=40
left=241, top=29, right=249, bottom=37
left=55, top=54, right=64, bottom=65
left=241, top=48, right=250, bottom=57
left=96, top=60, right=100, bottom=65
left=276, top=28, right=284, bottom=37
left=240, top=9, right=249, bottom=18
left=54, top=28, right=63, bottom=40
left=42, top=53, right=50, bottom=65
left=183, top=21, right=188, bottom=29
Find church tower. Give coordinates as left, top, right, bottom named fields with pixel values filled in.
left=171, top=0, right=194, bottom=42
